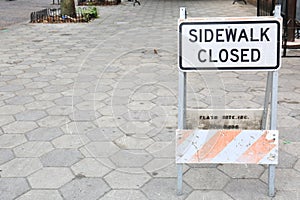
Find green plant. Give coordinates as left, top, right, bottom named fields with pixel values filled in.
left=78, top=7, right=98, bottom=21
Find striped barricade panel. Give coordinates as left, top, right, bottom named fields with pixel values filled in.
left=176, top=129, right=278, bottom=164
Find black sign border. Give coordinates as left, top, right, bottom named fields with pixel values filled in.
left=179, top=20, right=281, bottom=71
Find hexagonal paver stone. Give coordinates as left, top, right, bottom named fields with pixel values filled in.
left=25, top=101, right=54, bottom=110
left=28, top=167, right=74, bottom=189
left=218, top=164, right=265, bottom=179
left=14, top=141, right=53, bottom=157
left=224, top=179, right=268, bottom=200
left=104, top=168, right=151, bottom=189
left=260, top=169, right=300, bottom=191
left=5, top=95, right=34, bottom=105
left=144, top=158, right=189, bottom=177
left=186, top=190, right=233, bottom=200
left=15, top=190, right=63, bottom=200
left=101, top=190, right=148, bottom=200
left=142, top=178, right=192, bottom=200
left=277, top=150, right=298, bottom=168
left=0, top=134, right=27, bottom=148
left=26, top=127, right=64, bottom=141
left=70, top=110, right=98, bottom=121
left=0, top=148, right=14, bottom=165
left=128, top=101, right=155, bottom=111
left=184, top=168, right=230, bottom=189
left=2, top=121, right=38, bottom=134
left=52, top=135, right=90, bottom=148
left=0, top=115, right=14, bottom=126
left=272, top=190, right=300, bottom=200
left=0, top=178, right=30, bottom=200
left=146, top=141, right=174, bottom=158
left=59, top=178, right=110, bottom=200
left=83, top=142, right=119, bottom=157
left=37, top=115, right=70, bottom=127
left=119, top=121, right=154, bottom=135
left=71, top=158, right=112, bottom=177
left=0, top=105, right=25, bottom=115
left=114, top=136, right=154, bottom=150
left=0, top=158, right=42, bottom=177
left=110, top=150, right=152, bottom=168
left=86, top=128, right=123, bottom=142
left=15, top=110, right=47, bottom=121
left=131, top=93, right=157, bottom=101
left=41, top=149, right=83, bottom=167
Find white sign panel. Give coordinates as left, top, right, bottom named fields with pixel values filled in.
left=186, top=109, right=263, bottom=130
left=179, top=17, right=282, bottom=71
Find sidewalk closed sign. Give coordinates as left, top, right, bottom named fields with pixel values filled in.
left=179, top=17, right=282, bottom=71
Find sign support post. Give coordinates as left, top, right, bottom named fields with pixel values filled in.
left=177, top=5, right=282, bottom=197
left=268, top=5, right=281, bottom=197
left=177, top=7, right=187, bottom=196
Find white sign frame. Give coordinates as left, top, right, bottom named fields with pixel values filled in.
left=179, top=17, right=282, bottom=71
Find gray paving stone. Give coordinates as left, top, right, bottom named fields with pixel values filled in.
left=0, top=104, right=25, bottom=115
left=144, top=158, right=189, bottom=177
left=279, top=127, right=300, bottom=142
left=0, top=84, right=24, bottom=92
left=15, top=110, right=47, bottom=121
left=75, top=100, right=105, bottom=111
left=86, top=127, right=123, bottom=142
left=104, top=168, right=151, bottom=189
left=114, top=135, right=154, bottom=150
left=186, top=190, right=233, bottom=200
left=0, top=115, right=14, bottom=127
left=0, top=178, right=30, bottom=200
left=96, top=116, right=126, bottom=128
left=83, top=142, right=119, bottom=157
left=25, top=100, right=55, bottom=110
left=0, top=134, right=27, bottom=148
left=14, top=141, right=53, bottom=157
left=280, top=141, right=300, bottom=158
left=46, top=105, right=73, bottom=115
left=184, top=168, right=230, bottom=190
left=5, top=95, right=35, bottom=105
left=110, top=150, right=152, bottom=167
left=142, top=178, right=192, bottom=200
left=60, top=178, right=110, bottom=200
left=119, top=121, right=154, bottom=136
left=28, top=167, right=74, bottom=189
left=146, top=141, right=174, bottom=158
left=0, top=148, right=14, bottom=165
left=277, top=150, right=298, bottom=168
left=218, top=164, right=265, bottom=179
left=71, top=158, right=112, bottom=177
left=35, top=92, right=62, bottom=101
left=62, top=121, right=97, bottom=135
left=37, top=115, right=70, bottom=127
left=41, top=148, right=83, bottom=167
left=260, top=169, right=300, bottom=191
left=15, top=190, right=63, bottom=200
left=26, top=127, right=64, bottom=141
left=0, top=158, right=42, bottom=177
left=224, top=179, right=270, bottom=200
left=273, top=190, right=300, bottom=200
left=101, top=190, right=147, bottom=200
left=52, top=135, right=90, bottom=148
left=2, top=121, right=38, bottom=134
left=70, top=110, right=98, bottom=121
left=54, top=96, right=83, bottom=106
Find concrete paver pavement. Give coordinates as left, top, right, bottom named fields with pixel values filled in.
left=0, top=0, right=300, bottom=199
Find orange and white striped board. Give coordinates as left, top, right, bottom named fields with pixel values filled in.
left=176, top=129, right=278, bottom=164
